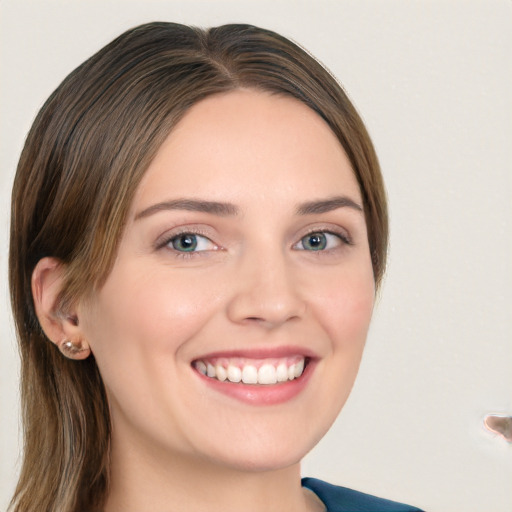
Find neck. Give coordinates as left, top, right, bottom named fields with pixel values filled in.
left=104, top=435, right=322, bottom=512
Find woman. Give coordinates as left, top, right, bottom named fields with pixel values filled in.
left=9, top=22, right=423, bottom=512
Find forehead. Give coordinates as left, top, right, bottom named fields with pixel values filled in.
left=133, top=89, right=361, bottom=209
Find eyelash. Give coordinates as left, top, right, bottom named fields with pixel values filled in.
left=156, top=226, right=352, bottom=259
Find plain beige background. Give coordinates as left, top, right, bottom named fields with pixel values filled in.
left=1, top=1, right=511, bottom=511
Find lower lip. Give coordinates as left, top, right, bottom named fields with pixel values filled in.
left=193, top=360, right=316, bottom=405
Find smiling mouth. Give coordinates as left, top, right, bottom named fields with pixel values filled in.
left=192, top=356, right=307, bottom=385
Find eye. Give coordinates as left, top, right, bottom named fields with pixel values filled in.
left=294, top=231, right=346, bottom=251
left=168, top=233, right=216, bottom=253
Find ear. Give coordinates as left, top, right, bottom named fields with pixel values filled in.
left=32, top=257, right=91, bottom=360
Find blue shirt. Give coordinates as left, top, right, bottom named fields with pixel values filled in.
left=302, top=478, right=424, bottom=512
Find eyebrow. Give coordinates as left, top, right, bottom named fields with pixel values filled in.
left=135, top=194, right=363, bottom=220
left=135, top=199, right=239, bottom=220
left=296, top=196, right=363, bottom=215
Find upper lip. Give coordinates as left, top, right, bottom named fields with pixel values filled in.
left=192, top=345, right=319, bottom=362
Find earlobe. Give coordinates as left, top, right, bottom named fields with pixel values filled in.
left=31, top=257, right=91, bottom=360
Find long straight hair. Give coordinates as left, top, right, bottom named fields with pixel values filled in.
left=9, top=22, right=388, bottom=512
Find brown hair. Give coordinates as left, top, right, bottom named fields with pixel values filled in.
left=9, top=22, right=388, bottom=512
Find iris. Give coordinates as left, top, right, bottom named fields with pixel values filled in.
left=302, top=233, right=327, bottom=251
left=171, top=234, right=198, bottom=252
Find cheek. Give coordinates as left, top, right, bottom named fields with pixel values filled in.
left=80, top=266, right=224, bottom=397
left=313, top=263, right=375, bottom=351
left=89, top=267, right=216, bottom=346
left=78, top=267, right=224, bottom=434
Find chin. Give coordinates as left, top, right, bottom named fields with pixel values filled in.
left=190, top=413, right=334, bottom=474
left=203, top=444, right=307, bottom=473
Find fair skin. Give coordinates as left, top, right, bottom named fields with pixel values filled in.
left=33, top=90, right=375, bottom=512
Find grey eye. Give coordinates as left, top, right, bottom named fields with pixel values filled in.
left=169, top=234, right=214, bottom=252
left=301, top=233, right=327, bottom=251
left=296, top=232, right=343, bottom=251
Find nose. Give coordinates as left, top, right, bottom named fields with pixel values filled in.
left=226, top=248, right=306, bottom=329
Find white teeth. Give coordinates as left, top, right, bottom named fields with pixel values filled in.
left=195, top=357, right=307, bottom=385
left=227, top=365, right=242, bottom=383
left=207, top=363, right=216, bottom=378
left=241, top=365, right=258, bottom=384
left=294, top=359, right=305, bottom=378
left=215, top=364, right=227, bottom=382
left=258, top=364, right=277, bottom=385
left=276, top=363, right=288, bottom=382
left=196, top=360, right=207, bottom=376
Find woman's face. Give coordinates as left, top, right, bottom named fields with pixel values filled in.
left=78, top=89, right=375, bottom=472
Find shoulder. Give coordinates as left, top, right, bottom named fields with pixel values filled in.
left=302, top=477, right=424, bottom=512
